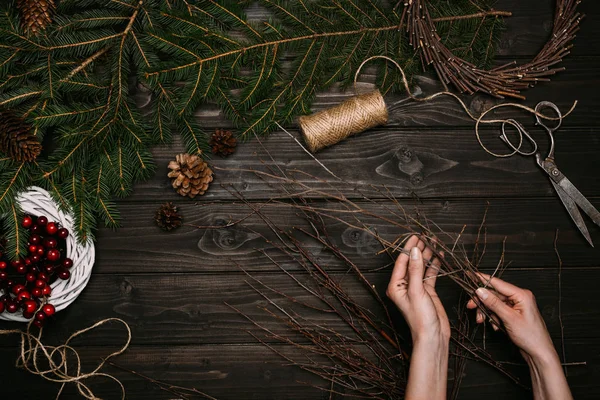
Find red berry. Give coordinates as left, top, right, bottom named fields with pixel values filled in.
left=17, top=291, right=31, bottom=302
left=5, top=279, right=14, bottom=288
left=0, top=302, right=4, bottom=313
left=33, top=319, right=44, bottom=328
left=62, top=258, right=73, bottom=269
left=34, top=279, right=46, bottom=288
left=28, top=244, right=38, bottom=254
left=30, top=224, right=41, bottom=234
left=12, top=284, right=26, bottom=295
left=57, top=228, right=69, bottom=239
left=42, top=285, right=52, bottom=296
left=37, top=272, right=49, bottom=282
left=42, top=304, right=55, bottom=316
left=36, top=216, right=48, bottom=226
left=16, top=264, right=27, bottom=274
left=22, top=216, right=33, bottom=228
left=0, top=271, right=8, bottom=280
left=23, top=311, right=34, bottom=319
left=25, top=272, right=36, bottom=282
left=35, top=311, right=46, bottom=321
left=31, top=287, right=43, bottom=298
left=37, top=247, right=45, bottom=256
left=29, top=234, right=42, bottom=245
left=57, top=268, right=70, bottom=280
left=23, top=257, right=32, bottom=266
left=30, top=255, right=41, bottom=264
left=44, top=238, right=58, bottom=249
left=0, top=261, right=7, bottom=270
left=46, top=249, right=60, bottom=262
left=11, top=260, right=23, bottom=269
left=46, top=222, right=58, bottom=235
left=23, top=300, right=38, bottom=314
left=6, top=301, right=19, bottom=313
left=43, top=264, right=54, bottom=274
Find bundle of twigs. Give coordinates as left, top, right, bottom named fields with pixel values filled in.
left=210, top=145, right=527, bottom=397
left=404, top=0, right=583, bottom=98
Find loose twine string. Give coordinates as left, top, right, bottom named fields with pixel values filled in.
left=0, top=318, right=131, bottom=399
left=298, top=55, right=577, bottom=154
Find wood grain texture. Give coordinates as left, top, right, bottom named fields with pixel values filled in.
left=0, top=340, right=595, bottom=400
left=132, top=57, right=599, bottom=131
left=93, top=199, right=599, bottom=273
left=0, top=268, right=593, bottom=347
left=125, top=125, right=600, bottom=202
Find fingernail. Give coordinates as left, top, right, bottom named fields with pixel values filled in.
left=410, top=247, right=420, bottom=260
left=476, top=288, right=489, bottom=300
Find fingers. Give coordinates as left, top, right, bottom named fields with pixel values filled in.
left=407, top=247, right=425, bottom=296
left=475, top=287, right=514, bottom=322
left=390, top=236, right=421, bottom=285
left=489, top=314, right=501, bottom=331
left=475, top=273, right=521, bottom=299
left=424, top=251, right=442, bottom=287
left=476, top=308, right=484, bottom=323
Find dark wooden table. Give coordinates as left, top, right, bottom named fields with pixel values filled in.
left=2, top=1, right=600, bottom=398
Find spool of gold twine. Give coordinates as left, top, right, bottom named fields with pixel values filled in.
left=295, top=55, right=577, bottom=156
left=298, top=90, right=388, bottom=152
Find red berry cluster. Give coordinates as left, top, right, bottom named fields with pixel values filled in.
left=0, top=215, right=72, bottom=328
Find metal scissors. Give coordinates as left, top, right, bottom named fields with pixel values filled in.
left=524, top=101, right=600, bottom=246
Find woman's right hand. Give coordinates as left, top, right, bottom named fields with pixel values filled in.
left=468, top=273, right=573, bottom=400
left=467, top=273, right=555, bottom=362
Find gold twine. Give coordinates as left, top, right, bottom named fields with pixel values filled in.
left=0, top=318, right=131, bottom=400
left=297, top=55, right=577, bottom=156
left=298, top=90, right=388, bottom=152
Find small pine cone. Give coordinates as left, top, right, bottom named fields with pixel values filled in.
left=154, top=202, right=183, bottom=231
left=0, top=110, right=42, bottom=162
left=167, top=153, right=213, bottom=198
left=209, top=129, right=237, bottom=157
left=17, top=0, right=55, bottom=36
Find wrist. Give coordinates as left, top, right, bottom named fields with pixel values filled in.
left=412, top=330, right=450, bottom=348
left=524, top=347, right=561, bottom=370
left=413, top=333, right=450, bottom=359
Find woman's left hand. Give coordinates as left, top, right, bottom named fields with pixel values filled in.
left=386, top=235, right=450, bottom=344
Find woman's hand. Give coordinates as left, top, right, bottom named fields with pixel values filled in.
left=387, top=235, right=449, bottom=400
left=386, top=235, right=450, bottom=344
left=467, top=273, right=554, bottom=362
left=468, top=273, right=573, bottom=400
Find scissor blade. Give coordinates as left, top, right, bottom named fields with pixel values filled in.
left=558, top=178, right=600, bottom=227
left=551, top=180, right=594, bottom=247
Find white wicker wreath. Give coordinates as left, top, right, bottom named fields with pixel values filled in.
left=0, top=187, right=95, bottom=322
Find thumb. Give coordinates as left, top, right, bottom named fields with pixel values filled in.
left=407, top=247, right=425, bottom=296
left=476, top=287, right=514, bottom=323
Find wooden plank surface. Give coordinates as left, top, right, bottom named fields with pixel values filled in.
left=0, top=268, right=595, bottom=347
left=0, top=340, right=596, bottom=400
left=2, top=1, right=600, bottom=399
left=94, top=199, right=599, bottom=273
left=127, top=125, right=600, bottom=202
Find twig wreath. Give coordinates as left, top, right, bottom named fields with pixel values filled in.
left=404, top=0, right=583, bottom=99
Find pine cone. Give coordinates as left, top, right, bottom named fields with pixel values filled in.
left=167, top=153, right=213, bottom=198
left=0, top=110, right=42, bottom=162
left=17, top=0, right=55, bottom=36
left=154, top=202, right=183, bottom=231
left=209, top=129, right=237, bottom=157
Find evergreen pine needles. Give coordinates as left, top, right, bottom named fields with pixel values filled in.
left=0, top=0, right=504, bottom=258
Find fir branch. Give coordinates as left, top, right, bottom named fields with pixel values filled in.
left=0, top=0, right=507, bottom=256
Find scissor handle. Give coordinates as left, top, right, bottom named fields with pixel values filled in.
left=534, top=101, right=562, bottom=160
